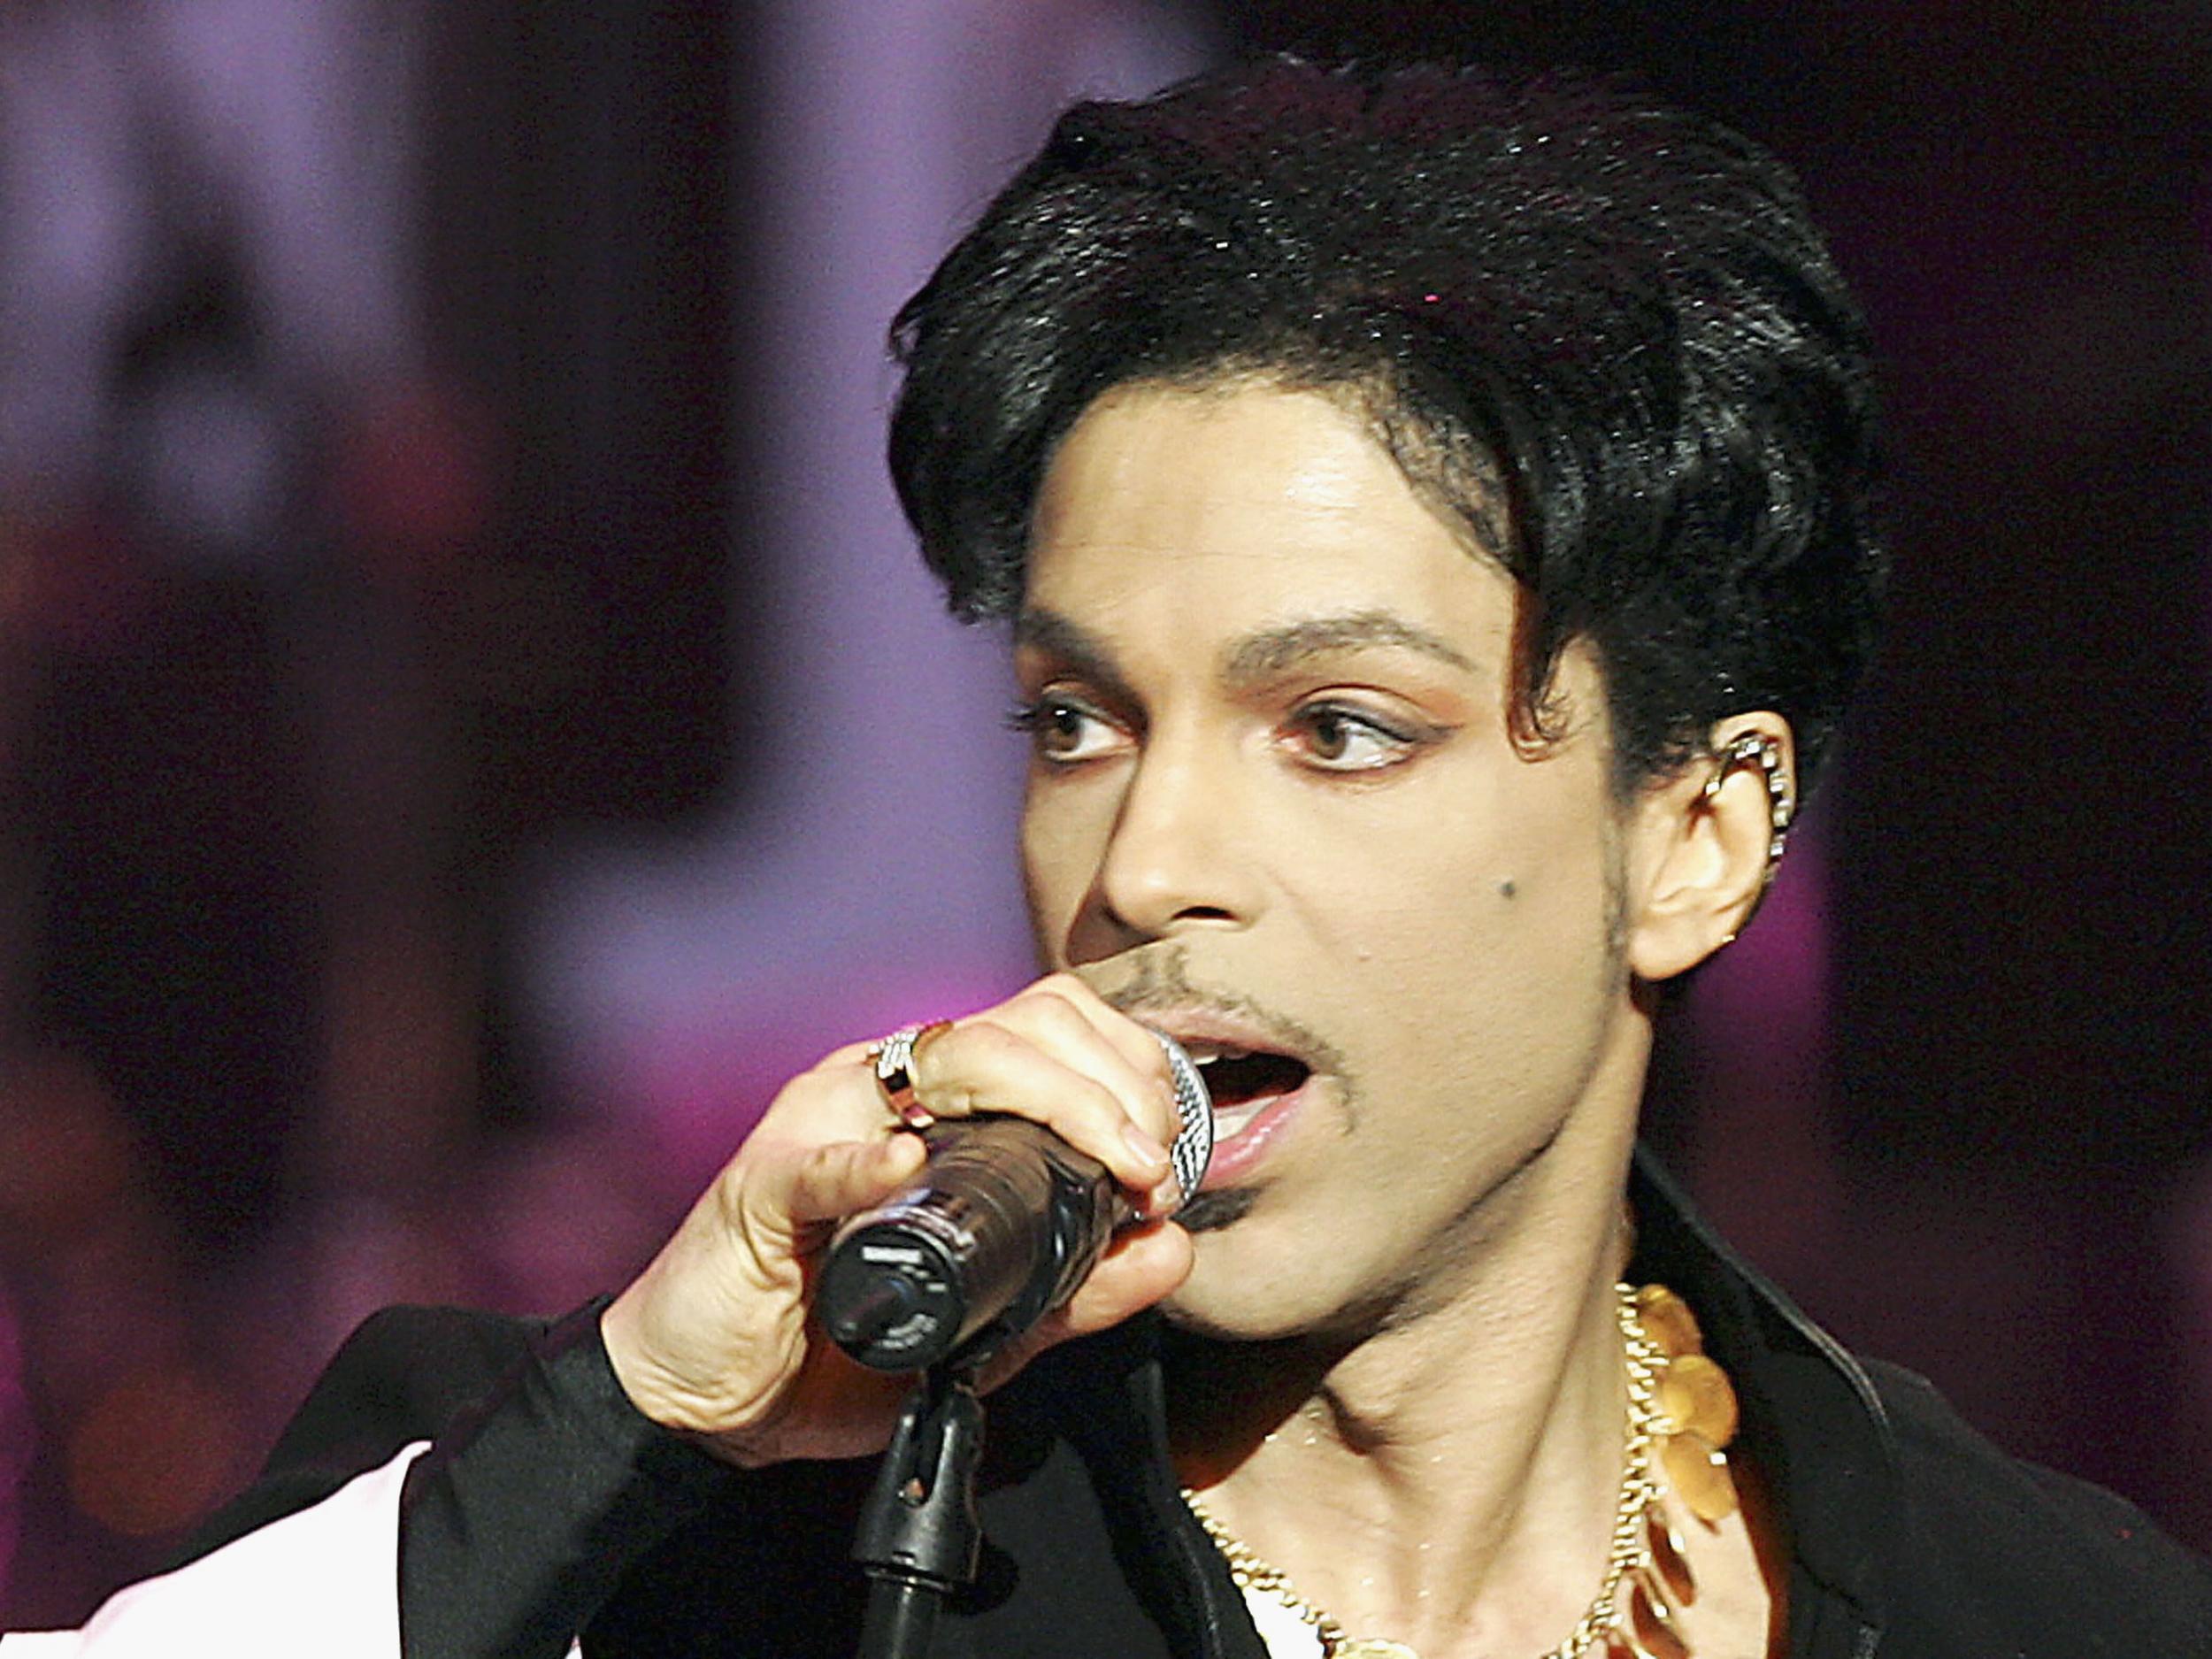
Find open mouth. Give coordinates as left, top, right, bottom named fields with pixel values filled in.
left=1189, top=1047, right=1311, bottom=1140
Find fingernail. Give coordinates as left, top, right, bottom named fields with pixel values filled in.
left=1146, top=1174, right=1184, bottom=1219
left=1121, top=1119, right=1171, bottom=1172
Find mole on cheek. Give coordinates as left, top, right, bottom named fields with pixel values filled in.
left=1496, top=879, right=1517, bottom=900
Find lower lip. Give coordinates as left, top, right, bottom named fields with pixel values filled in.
left=1197, top=1077, right=1310, bottom=1188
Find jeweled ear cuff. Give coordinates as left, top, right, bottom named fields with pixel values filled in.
left=1702, top=731, right=1793, bottom=887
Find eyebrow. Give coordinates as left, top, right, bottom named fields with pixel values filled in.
left=1221, top=611, right=1476, bottom=681
left=1010, top=607, right=1114, bottom=683
left=1013, top=606, right=1476, bottom=688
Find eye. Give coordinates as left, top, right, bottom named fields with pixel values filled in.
left=1283, top=700, right=1432, bottom=772
left=1007, top=693, right=1125, bottom=764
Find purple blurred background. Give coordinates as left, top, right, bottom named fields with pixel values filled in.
left=0, top=0, right=2206, bottom=1625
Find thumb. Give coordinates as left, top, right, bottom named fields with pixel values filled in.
left=741, top=1130, right=928, bottom=1240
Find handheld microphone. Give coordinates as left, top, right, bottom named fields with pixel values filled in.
left=819, top=1030, right=1211, bottom=1372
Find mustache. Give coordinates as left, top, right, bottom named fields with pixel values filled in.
left=1088, top=946, right=1349, bottom=1081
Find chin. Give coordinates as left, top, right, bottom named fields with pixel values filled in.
left=1157, top=1290, right=1282, bottom=1344
left=1159, top=1217, right=1350, bottom=1343
left=1160, top=1280, right=1374, bottom=1349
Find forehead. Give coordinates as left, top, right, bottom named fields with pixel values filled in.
left=1023, top=381, right=1512, bottom=663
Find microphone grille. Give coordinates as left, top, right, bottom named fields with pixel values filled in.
left=1149, top=1030, right=1213, bottom=1206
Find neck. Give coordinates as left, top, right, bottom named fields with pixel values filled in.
left=1167, top=1110, right=1642, bottom=1657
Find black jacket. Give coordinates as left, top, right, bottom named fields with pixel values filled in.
left=189, top=1157, right=2212, bottom=1657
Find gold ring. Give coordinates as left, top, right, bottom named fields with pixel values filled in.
left=868, top=1019, right=952, bottom=1128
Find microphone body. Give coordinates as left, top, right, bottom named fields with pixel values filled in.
left=820, top=1031, right=1211, bottom=1372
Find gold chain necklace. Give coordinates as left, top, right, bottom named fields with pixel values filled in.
left=1179, top=1282, right=1739, bottom=1659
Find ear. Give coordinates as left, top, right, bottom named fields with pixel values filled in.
left=1623, top=715, right=1797, bottom=982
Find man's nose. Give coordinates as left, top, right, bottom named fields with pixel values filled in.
left=1092, top=734, right=1261, bottom=941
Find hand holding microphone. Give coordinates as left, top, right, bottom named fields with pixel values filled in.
left=598, top=976, right=1200, bottom=1466
left=822, top=1026, right=1210, bottom=1371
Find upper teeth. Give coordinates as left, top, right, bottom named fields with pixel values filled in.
left=1183, top=1043, right=1250, bottom=1066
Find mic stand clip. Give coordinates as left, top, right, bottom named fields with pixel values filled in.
left=851, top=1363, right=986, bottom=1659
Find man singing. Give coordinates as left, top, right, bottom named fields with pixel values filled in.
left=180, top=58, right=2211, bottom=1658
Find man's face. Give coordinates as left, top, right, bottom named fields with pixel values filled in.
left=1016, top=380, right=1658, bottom=1341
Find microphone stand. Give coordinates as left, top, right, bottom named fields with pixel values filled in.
left=851, top=1363, right=986, bottom=1659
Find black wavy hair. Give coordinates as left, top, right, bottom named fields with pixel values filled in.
left=888, top=58, right=1885, bottom=794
